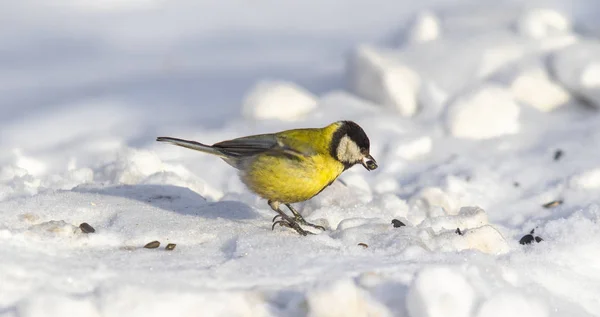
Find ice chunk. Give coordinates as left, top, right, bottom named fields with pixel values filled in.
left=347, top=45, right=421, bottom=116
left=406, top=266, right=476, bottom=317
left=445, top=84, right=520, bottom=139
left=242, top=80, right=317, bottom=121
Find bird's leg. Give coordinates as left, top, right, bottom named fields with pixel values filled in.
left=268, top=200, right=310, bottom=236
left=285, top=203, right=326, bottom=231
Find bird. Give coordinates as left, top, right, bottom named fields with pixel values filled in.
left=156, top=120, right=377, bottom=235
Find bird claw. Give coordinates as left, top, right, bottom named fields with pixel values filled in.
left=294, top=216, right=326, bottom=231
left=271, top=214, right=325, bottom=232
left=271, top=220, right=310, bottom=236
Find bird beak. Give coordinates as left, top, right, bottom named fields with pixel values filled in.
left=361, top=155, right=378, bottom=171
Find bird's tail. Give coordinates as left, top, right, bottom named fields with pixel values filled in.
left=156, top=137, right=225, bottom=157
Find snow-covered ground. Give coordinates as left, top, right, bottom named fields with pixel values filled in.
left=2, top=0, right=600, bottom=316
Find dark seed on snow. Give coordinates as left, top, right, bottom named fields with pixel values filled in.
left=519, top=234, right=535, bottom=245
left=165, top=243, right=176, bottom=251
left=535, top=236, right=543, bottom=243
left=542, top=200, right=563, bottom=209
left=144, top=241, right=161, bottom=249
left=455, top=228, right=463, bottom=235
left=391, top=219, right=406, bottom=228
left=513, top=182, right=520, bottom=187
left=358, top=243, right=368, bottom=248
left=554, top=149, right=563, bottom=161
left=79, top=223, right=95, bottom=233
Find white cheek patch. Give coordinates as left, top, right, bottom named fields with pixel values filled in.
left=337, top=135, right=363, bottom=163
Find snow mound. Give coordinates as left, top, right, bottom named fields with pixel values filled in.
left=551, top=41, right=600, bottom=108
left=305, top=279, right=391, bottom=317
left=569, top=167, right=600, bottom=189
left=406, top=266, right=476, bottom=317
left=516, top=8, right=571, bottom=39
left=17, top=293, right=100, bottom=317
left=405, top=11, right=441, bottom=44
left=429, top=225, right=510, bottom=254
left=419, top=206, right=488, bottom=233
left=476, top=292, right=549, bottom=317
left=411, top=187, right=460, bottom=216
left=503, top=63, right=570, bottom=112
left=392, top=136, right=433, bottom=160
left=242, top=81, right=318, bottom=121
left=445, top=84, right=520, bottom=139
left=347, top=45, right=421, bottom=117
left=102, top=148, right=164, bottom=184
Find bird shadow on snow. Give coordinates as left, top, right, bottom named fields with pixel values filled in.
left=72, top=184, right=258, bottom=220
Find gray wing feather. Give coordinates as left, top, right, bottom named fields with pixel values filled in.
left=212, top=134, right=279, bottom=157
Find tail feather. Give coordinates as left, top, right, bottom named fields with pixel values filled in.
left=156, top=137, right=224, bottom=157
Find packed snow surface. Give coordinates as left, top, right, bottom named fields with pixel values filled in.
left=2, top=0, right=600, bottom=316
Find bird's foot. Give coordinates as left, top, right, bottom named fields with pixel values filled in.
left=272, top=215, right=325, bottom=231
left=293, top=216, right=326, bottom=231
left=271, top=219, right=311, bottom=236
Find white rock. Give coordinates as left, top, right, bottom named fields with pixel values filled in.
left=306, top=279, right=392, bottom=317
left=516, top=8, right=571, bottom=39
left=551, top=42, right=600, bottom=108
left=347, top=45, right=421, bottom=116
left=476, top=292, right=549, bottom=317
left=406, top=11, right=441, bottom=44
left=406, top=266, right=476, bottom=317
left=446, top=84, right=520, bottom=139
left=242, top=80, right=317, bottom=121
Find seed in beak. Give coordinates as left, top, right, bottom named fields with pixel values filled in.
left=362, top=155, right=378, bottom=170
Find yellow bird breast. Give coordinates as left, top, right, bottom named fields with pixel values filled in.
left=241, top=153, right=345, bottom=203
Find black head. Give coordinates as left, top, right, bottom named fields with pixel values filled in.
left=329, top=121, right=377, bottom=171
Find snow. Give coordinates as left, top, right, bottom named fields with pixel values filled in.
left=507, top=65, right=571, bottom=112
left=242, top=81, right=318, bottom=121
left=347, top=45, right=421, bottom=117
left=406, top=266, right=476, bottom=317
left=551, top=41, right=600, bottom=108
left=405, top=11, right=441, bottom=44
left=516, top=8, right=571, bottom=39
left=445, top=84, right=520, bottom=139
left=3, top=0, right=600, bottom=316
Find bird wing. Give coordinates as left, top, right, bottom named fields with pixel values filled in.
left=212, top=133, right=315, bottom=159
